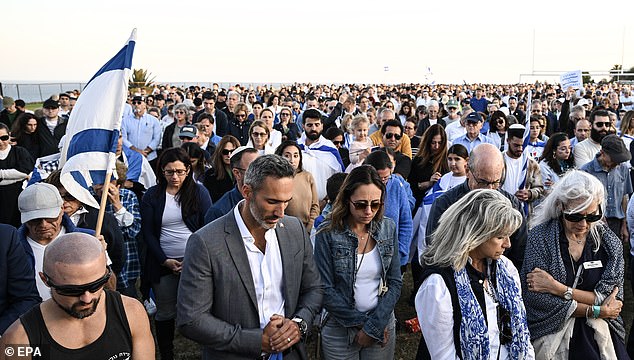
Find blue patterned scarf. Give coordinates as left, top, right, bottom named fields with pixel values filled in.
left=454, top=260, right=532, bottom=359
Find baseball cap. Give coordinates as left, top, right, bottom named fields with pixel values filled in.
left=465, top=112, right=483, bottom=123
left=447, top=99, right=459, bottom=108
left=18, top=183, right=63, bottom=223
left=2, top=96, right=15, bottom=108
left=179, top=125, right=198, bottom=139
left=43, top=98, right=59, bottom=109
left=601, top=135, right=631, bottom=164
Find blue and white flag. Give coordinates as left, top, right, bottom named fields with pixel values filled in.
left=60, top=29, right=136, bottom=209
left=517, top=91, right=532, bottom=214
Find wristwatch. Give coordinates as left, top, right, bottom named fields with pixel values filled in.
left=564, top=287, right=573, bottom=300
left=291, top=317, right=308, bottom=337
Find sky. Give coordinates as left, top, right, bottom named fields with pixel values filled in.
left=2, top=0, right=634, bottom=85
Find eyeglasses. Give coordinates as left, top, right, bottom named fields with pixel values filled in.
left=0, top=135, right=10, bottom=141
left=496, top=119, right=505, bottom=124
left=350, top=200, right=383, bottom=211
left=594, top=122, right=610, bottom=128
left=174, top=110, right=185, bottom=115
left=472, top=174, right=501, bottom=187
left=563, top=208, right=602, bottom=223
left=235, top=114, right=247, bottom=119
left=332, top=141, right=343, bottom=146
left=132, top=101, right=144, bottom=105
left=163, top=169, right=188, bottom=177
left=221, top=148, right=234, bottom=156
left=252, top=132, right=267, bottom=138
left=44, top=267, right=112, bottom=297
left=280, top=113, right=291, bottom=117
left=384, top=133, right=402, bottom=140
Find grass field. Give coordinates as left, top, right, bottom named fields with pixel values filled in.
left=161, top=266, right=634, bottom=359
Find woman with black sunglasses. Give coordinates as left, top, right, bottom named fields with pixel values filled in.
left=203, top=135, right=240, bottom=202
left=314, top=165, right=402, bottom=360
left=0, top=122, right=34, bottom=227
left=415, top=189, right=533, bottom=360
left=522, top=170, right=628, bottom=359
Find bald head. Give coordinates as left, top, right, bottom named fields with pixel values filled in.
left=468, top=143, right=504, bottom=190
left=43, top=233, right=105, bottom=275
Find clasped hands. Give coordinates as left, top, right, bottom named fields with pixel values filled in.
left=262, top=314, right=301, bottom=354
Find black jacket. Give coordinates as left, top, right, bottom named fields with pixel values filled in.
left=37, top=117, right=67, bottom=157
left=0, top=224, right=40, bottom=334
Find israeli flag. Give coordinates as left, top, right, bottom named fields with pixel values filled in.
left=60, top=29, right=136, bottom=209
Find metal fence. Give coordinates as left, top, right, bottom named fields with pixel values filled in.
left=0, top=83, right=86, bottom=104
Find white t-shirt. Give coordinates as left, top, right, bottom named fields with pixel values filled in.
left=354, top=245, right=381, bottom=313
left=159, top=192, right=192, bottom=259
left=502, top=153, right=523, bottom=195
left=27, top=227, right=67, bottom=300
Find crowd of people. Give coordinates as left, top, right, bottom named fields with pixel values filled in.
left=1, top=80, right=634, bottom=359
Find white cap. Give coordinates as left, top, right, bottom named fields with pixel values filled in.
left=18, top=183, right=63, bottom=223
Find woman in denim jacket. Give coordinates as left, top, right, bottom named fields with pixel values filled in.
left=314, top=165, right=402, bottom=360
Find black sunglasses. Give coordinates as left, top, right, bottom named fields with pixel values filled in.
left=594, top=121, right=611, bottom=128
left=132, top=101, right=144, bottom=105
left=385, top=133, right=402, bottom=140
left=350, top=200, right=383, bottom=211
left=44, top=267, right=112, bottom=296
left=332, top=141, right=343, bottom=146
left=563, top=207, right=602, bottom=223
left=221, top=149, right=233, bottom=155
left=0, top=135, right=10, bottom=141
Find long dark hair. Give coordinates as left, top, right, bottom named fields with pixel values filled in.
left=181, top=142, right=206, bottom=180
left=157, top=147, right=199, bottom=218
left=323, top=165, right=385, bottom=232
left=539, top=132, right=574, bottom=175
left=274, top=140, right=303, bottom=173
left=414, top=124, right=449, bottom=174
left=11, top=113, right=37, bottom=141
left=211, top=135, right=240, bottom=180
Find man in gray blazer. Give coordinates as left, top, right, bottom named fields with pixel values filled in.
left=177, top=154, right=323, bottom=360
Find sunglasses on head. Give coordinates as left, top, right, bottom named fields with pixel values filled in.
left=385, top=133, right=402, bottom=140
left=44, top=267, right=112, bottom=297
left=563, top=207, right=602, bottom=223
left=350, top=200, right=383, bottom=211
left=0, top=135, right=10, bottom=141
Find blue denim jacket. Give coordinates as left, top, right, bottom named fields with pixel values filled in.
left=314, top=217, right=402, bottom=342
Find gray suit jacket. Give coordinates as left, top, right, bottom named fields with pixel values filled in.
left=177, top=208, right=323, bottom=360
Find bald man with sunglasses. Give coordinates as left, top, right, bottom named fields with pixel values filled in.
left=0, top=233, right=154, bottom=360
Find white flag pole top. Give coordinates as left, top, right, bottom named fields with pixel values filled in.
left=59, top=29, right=136, bottom=209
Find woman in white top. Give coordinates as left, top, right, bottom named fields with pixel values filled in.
left=259, top=108, right=282, bottom=150
left=140, top=147, right=211, bottom=360
left=415, top=189, right=534, bottom=360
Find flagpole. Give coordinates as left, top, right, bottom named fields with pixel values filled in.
left=95, top=149, right=118, bottom=238
left=94, top=170, right=113, bottom=238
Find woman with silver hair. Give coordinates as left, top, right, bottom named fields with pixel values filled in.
left=162, top=103, right=191, bottom=150
left=415, top=189, right=533, bottom=360
left=521, top=170, right=628, bottom=359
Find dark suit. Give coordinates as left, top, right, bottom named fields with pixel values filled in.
left=0, top=224, right=40, bottom=334
left=177, top=208, right=323, bottom=360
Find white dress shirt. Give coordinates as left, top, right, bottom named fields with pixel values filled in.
left=234, top=200, right=285, bottom=329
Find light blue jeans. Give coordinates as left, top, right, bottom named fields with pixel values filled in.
left=321, top=313, right=396, bottom=360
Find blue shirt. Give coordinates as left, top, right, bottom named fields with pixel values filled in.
left=452, top=133, right=495, bottom=153
left=581, top=157, right=632, bottom=219
left=121, top=112, right=162, bottom=161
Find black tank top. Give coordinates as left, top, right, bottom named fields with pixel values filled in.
left=20, top=290, right=133, bottom=360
